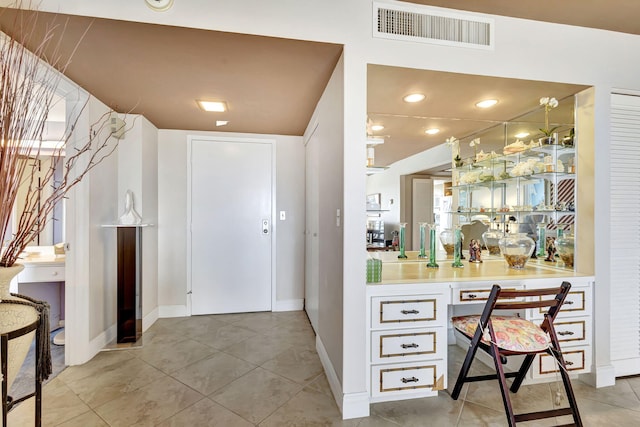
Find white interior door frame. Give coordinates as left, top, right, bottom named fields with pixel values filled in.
left=186, top=135, right=277, bottom=315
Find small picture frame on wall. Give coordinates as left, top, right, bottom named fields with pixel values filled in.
left=367, top=193, right=381, bottom=210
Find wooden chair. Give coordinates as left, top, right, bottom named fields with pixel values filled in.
left=450, top=282, right=582, bottom=426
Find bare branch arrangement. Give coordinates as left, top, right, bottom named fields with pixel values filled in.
left=1, top=5, right=127, bottom=267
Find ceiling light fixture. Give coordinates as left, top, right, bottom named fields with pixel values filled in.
left=403, top=93, right=426, bottom=103
left=475, top=99, right=498, bottom=108
left=425, top=128, right=440, bottom=135
left=197, top=100, right=227, bottom=112
left=145, top=0, right=175, bottom=12
left=371, top=124, right=384, bottom=131
left=515, top=132, right=529, bottom=138
left=216, top=120, right=229, bottom=127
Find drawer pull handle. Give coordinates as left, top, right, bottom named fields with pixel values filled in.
left=401, top=309, right=419, bottom=315
left=401, top=376, right=419, bottom=384
left=564, top=300, right=574, bottom=305
left=558, top=331, right=574, bottom=336
left=565, top=361, right=574, bottom=366
left=467, top=294, right=477, bottom=299
left=401, top=343, right=419, bottom=349
left=52, top=271, right=58, bottom=276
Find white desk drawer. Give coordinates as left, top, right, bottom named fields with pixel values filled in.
left=529, top=288, right=590, bottom=319
left=453, top=285, right=524, bottom=305
left=372, top=327, right=446, bottom=364
left=534, top=346, right=591, bottom=377
left=372, top=359, right=446, bottom=399
left=554, top=318, right=590, bottom=346
left=18, top=266, right=65, bottom=283
left=372, top=295, right=446, bottom=328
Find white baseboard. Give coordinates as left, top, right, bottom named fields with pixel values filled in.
left=274, top=298, right=304, bottom=312
left=315, top=335, right=370, bottom=420
left=143, top=307, right=159, bottom=331
left=342, top=392, right=370, bottom=419
left=75, top=323, right=116, bottom=364
left=584, top=363, right=617, bottom=387
left=159, top=304, right=189, bottom=318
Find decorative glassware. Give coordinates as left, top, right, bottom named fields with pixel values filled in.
left=418, top=222, right=428, bottom=259
left=498, top=233, right=535, bottom=269
left=482, top=229, right=503, bottom=256
left=452, top=226, right=464, bottom=268
left=536, top=223, right=546, bottom=257
left=426, top=223, right=439, bottom=268
left=440, top=228, right=464, bottom=256
left=397, top=223, right=408, bottom=259
left=556, top=233, right=575, bottom=268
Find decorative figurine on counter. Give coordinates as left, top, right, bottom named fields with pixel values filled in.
left=544, top=236, right=557, bottom=262
left=469, top=239, right=482, bottom=263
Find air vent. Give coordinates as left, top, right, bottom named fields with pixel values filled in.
left=373, top=1, right=494, bottom=50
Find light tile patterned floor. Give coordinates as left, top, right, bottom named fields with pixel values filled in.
left=8, top=310, right=640, bottom=426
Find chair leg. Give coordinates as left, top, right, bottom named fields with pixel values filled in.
left=490, top=344, right=517, bottom=427
left=452, top=331, right=483, bottom=400
left=509, top=353, right=536, bottom=393
left=548, top=337, right=583, bottom=426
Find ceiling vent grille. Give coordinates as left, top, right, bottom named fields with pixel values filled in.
left=373, top=1, right=494, bottom=50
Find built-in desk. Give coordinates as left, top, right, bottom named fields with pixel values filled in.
left=14, top=248, right=65, bottom=334
left=366, top=252, right=594, bottom=403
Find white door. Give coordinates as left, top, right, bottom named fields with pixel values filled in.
left=189, top=137, right=273, bottom=314
left=304, top=123, right=320, bottom=331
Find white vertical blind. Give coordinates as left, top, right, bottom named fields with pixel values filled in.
left=610, top=93, right=640, bottom=374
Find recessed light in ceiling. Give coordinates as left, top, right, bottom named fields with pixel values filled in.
left=425, top=128, right=440, bottom=135
left=197, top=100, right=227, bottom=112
left=371, top=124, right=384, bottom=131
left=145, top=0, right=175, bottom=12
left=216, top=120, right=229, bottom=127
left=403, top=93, right=426, bottom=103
left=475, top=99, right=498, bottom=108
left=515, top=132, right=529, bottom=138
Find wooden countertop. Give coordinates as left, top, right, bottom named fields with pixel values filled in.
left=368, top=251, right=585, bottom=285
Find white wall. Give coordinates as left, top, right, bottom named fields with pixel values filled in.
left=304, top=55, right=345, bottom=391
left=117, top=115, right=160, bottom=325
left=157, top=130, right=305, bottom=316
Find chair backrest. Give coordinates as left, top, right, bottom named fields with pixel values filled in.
left=478, top=281, right=572, bottom=331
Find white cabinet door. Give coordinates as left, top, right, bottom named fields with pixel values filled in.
left=189, top=138, right=273, bottom=314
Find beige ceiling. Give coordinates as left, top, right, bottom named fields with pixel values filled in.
left=0, top=8, right=343, bottom=136
left=0, top=2, right=632, bottom=166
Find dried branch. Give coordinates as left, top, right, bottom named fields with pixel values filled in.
left=0, top=4, right=130, bottom=267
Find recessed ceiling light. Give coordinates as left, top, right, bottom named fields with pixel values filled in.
left=197, top=100, right=227, bottom=112
left=515, top=132, right=529, bottom=138
left=475, top=99, right=498, bottom=109
left=425, top=128, right=440, bottom=135
left=403, top=93, right=426, bottom=103
left=371, top=124, right=384, bottom=131
left=216, top=120, right=229, bottom=127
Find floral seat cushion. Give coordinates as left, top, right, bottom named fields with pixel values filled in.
left=452, top=315, right=550, bottom=353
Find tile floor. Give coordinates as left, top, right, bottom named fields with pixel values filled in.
left=8, top=310, right=640, bottom=426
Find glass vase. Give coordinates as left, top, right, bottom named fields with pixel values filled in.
left=556, top=234, right=575, bottom=268
left=418, top=222, right=427, bottom=259
left=452, top=226, right=464, bottom=268
left=440, top=228, right=464, bottom=256
left=536, top=223, right=546, bottom=257
left=426, top=223, right=439, bottom=268
left=397, top=223, right=408, bottom=259
left=482, top=229, right=503, bottom=256
left=498, top=233, right=535, bottom=269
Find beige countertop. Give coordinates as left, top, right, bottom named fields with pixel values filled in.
left=368, top=251, right=585, bottom=285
